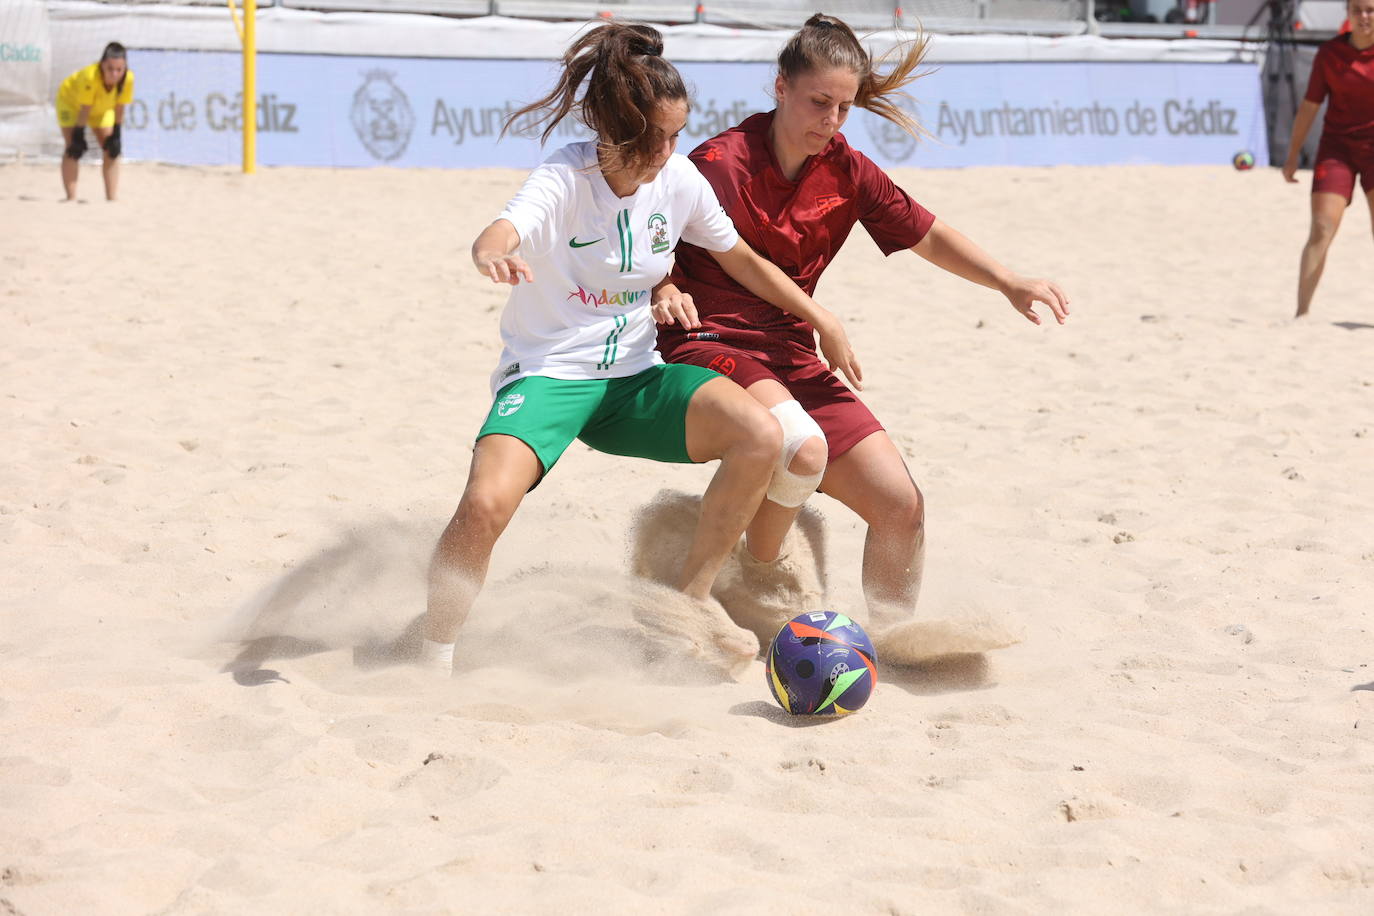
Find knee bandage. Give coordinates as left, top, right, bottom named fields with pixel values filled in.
left=766, top=400, right=827, bottom=508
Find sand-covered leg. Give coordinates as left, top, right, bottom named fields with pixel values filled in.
left=628, top=489, right=830, bottom=646
left=627, top=489, right=702, bottom=588
left=423, top=434, right=541, bottom=674
left=675, top=375, right=781, bottom=600
left=707, top=506, right=829, bottom=646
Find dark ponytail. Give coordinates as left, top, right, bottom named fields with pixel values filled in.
left=504, top=22, right=689, bottom=175
left=777, top=14, right=929, bottom=138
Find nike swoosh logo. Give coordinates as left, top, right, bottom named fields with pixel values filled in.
left=569, top=237, right=604, bottom=248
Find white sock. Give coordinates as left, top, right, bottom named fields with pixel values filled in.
left=419, top=638, right=455, bottom=671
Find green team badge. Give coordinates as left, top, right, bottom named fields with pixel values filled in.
left=496, top=392, right=525, bottom=416
left=648, top=213, right=670, bottom=254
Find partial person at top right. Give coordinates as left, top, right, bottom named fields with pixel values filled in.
left=1284, top=0, right=1374, bottom=318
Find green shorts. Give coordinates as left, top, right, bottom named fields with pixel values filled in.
left=477, top=364, right=718, bottom=480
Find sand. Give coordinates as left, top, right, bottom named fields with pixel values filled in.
left=2, top=158, right=1372, bottom=913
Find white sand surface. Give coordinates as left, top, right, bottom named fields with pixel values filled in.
left=2, top=159, right=1372, bottom=913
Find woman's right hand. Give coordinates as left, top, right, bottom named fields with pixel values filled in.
left=814, top=315, right=863, bottom=391
left=66, top=129, right=87, bottom=160
left=474, top=251, right=533, bottom=285
left=1282, top=157, right=1300, bottom=183
left=470, top=220, right=530, bottom=284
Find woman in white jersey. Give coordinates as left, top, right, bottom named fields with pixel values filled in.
left=419, top=22, right=861, bottom=672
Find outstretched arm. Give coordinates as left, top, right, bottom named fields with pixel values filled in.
left=912, top=219, right=1069, bottom=326
left=471, top=219, right=533, bottom=285
left=709, top=240, right=863, bottom=390
left=1283, top=100, right=1321, bottom=183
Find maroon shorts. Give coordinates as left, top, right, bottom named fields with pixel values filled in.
left=1312, top=134, right=1374, bottom=201
left=662, top=339, right=883, bottom=460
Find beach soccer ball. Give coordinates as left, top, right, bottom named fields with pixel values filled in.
left=765, top=611, right=877, bottom=716
left=1232, top=150, right=1256, bottom=171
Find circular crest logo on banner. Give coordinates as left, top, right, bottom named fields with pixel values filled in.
left=863, top=102, right=922, bottom=165
left=351, top=70, right=415, bottom=162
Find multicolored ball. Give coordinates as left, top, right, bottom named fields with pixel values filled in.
left=765, top=611, right=877, bottom=716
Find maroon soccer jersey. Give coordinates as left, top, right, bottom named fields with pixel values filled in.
left=1305, top=34, right=1374, bottom=140
left=662, top=111, right=935, bottom=360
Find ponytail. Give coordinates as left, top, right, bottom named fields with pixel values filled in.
left=777, top=14, right=930, bottom=139
left=505, top=22, right=689, bottom=175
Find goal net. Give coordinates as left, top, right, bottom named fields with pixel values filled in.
left=6, top=0, right=245, bottom=160
left=0, top=0, right=53, bottom=156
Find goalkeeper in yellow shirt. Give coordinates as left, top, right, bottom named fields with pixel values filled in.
left=56, top=42, right=134, bottom=201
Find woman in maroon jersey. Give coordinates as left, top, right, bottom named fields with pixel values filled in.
left=1283, top=0, right=1374, bottom=317
left=653, top=14, right=1068, bottom=638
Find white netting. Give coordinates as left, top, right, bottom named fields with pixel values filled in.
left=41, top=1, right=244, bottom=161
left=0, top=0, right=54, bottom=155
left=45, top=0, right=1093, bottom=30
left=281, top=0, right=1092, bottom=30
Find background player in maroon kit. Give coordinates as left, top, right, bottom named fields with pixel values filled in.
left=1283, top=0, right=1374, bottom=318
left=654, top=14, right=1068, bottom=639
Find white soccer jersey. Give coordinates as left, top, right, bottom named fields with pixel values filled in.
left=489, top=141, right=739, bottom=394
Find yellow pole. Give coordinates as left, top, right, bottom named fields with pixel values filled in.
left=243, top=0, right=256, bottom=173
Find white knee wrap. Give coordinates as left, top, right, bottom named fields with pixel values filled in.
left=766, top=400, right=826, bottom=509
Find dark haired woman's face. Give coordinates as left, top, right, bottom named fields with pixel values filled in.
left=100, top=57, right=127, bottom=88
left=774, top=68, right=859, bottom=158
left=635, top=99, right=688, bottom=182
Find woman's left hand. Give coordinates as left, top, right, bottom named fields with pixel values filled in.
left=1003, top=276, right=1070, bottom=325
left=650, top=286, right=700, bottom=328
left=815, top=316, right=863, bottom=391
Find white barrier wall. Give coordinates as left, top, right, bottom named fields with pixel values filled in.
left=35, top=3, right=1270, bottom=168
left=0, top=0, right=53, bottom=156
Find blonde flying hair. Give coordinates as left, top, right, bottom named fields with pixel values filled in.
left=777, top=13, right=930, bottom=138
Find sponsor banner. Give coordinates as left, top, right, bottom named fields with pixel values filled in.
left=123, top=53, right=576, bottom=166
left=122, top=51, right=1267, bottom=169
left=876, top=60, right=1270, bottom=167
